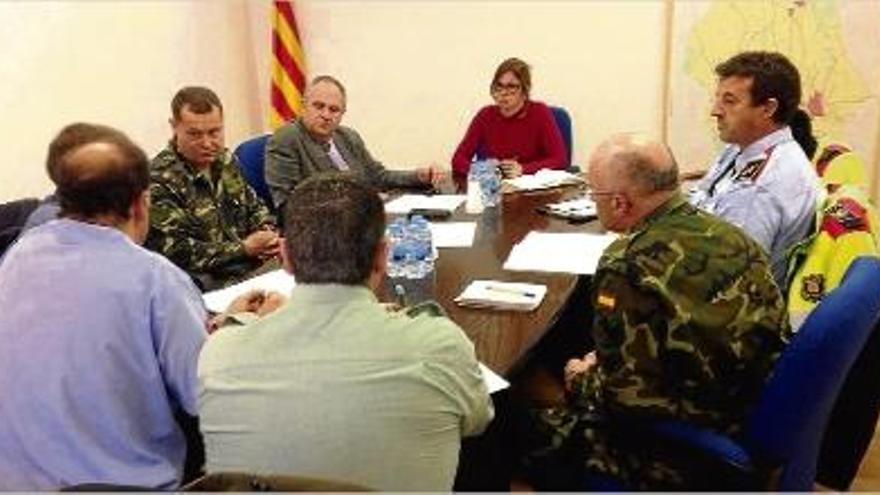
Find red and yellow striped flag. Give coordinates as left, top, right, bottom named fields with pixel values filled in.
left=270, top=1, right=306, bottom=129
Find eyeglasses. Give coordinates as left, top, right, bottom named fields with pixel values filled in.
left=587, top=189, right=617, bottom=200
left=492, top=82, right=522, bottom=94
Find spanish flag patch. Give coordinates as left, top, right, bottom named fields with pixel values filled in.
left=597, top=291, right=616, bottom=311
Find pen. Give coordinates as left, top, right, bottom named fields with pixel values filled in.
left=485, top=284, right=536, bottom=298
left=394, top=284, right=408, bottom=308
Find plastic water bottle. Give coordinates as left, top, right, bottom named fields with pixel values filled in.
left=466, top=160, right=486, bottom=214
left=479, top=159, right=501, bottom=208
left=385, top=218, right=406, bottom=278
left=409, top=215, right=434, bottom=278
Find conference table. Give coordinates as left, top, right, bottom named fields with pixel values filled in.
left=381, top=183, right=603, bottom=377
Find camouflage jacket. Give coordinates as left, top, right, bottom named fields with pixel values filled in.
left=575, top=193, right=791, bottom=433
left=146, top=143, right=274, bottom=290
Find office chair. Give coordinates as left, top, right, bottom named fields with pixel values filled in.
left=548, top=105, right=573, bottom=168
left=233, top=134, right=274, bottom=211
left=589, top=256, right=880, bottom=490
left=0, top=197, right=39, bottom=257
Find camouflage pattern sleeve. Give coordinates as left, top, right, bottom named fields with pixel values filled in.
left=147, top=178, right=252, bottom=279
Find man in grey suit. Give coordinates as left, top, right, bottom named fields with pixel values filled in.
left=265, top=75, right=444, bottom=209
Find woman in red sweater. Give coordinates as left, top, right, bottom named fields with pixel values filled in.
left=451, top=57, right=566, bottom=179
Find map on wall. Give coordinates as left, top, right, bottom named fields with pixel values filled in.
left=667, top=0, right=880, bottom=185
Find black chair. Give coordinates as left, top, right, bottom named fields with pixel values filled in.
left=0, top=197, right=39, bottom=257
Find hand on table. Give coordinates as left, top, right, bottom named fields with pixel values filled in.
left=416, top=164, right=448, bottom=189
left=243, top=230, right=281, bottom=260
left=498, top=159, right=523, bottom=179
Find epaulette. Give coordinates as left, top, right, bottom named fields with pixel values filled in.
left=800, top=273, right=825, bottom=303
left=820, top=197, right=869, bottom=238
left=734, top=157, right=769, bottom=183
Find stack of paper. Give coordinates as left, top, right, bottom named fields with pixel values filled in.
left=454, top=280, right=547, bottom=311
left=202, top=269, right=296, bottom=313
left=384, top=194, right=466, bottom=215
left=504, top=169, right=583, bottom=192
left=428, top=222, right=476, bottom=248
left=503, top=231, right=618, bottom=275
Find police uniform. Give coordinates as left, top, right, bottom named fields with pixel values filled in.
left=691, top=127, right=821, bottom=288
left=526, top=194, right=791, bottom=489
left=146, top=143, right=275, bottom=291
left=786, top=185, right=880, bottom=330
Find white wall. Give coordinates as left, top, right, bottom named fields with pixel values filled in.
left=4, top=1, right=876, bottom=203
left=0, top=0, right=262, bottom=201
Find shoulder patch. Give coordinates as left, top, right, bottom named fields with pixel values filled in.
left=596, top=291, right=616, bottom=312
left=821, top=197, right=868, bottom=238
left=800, top=273, right=825, bottom=303
left=735, top=157, right=768, bottom=183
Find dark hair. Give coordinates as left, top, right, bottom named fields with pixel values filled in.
left=46, top=122, right=119, bottom=185
left=309, top=75, right=347, bottom=101
left=715, top=51, right=801, bottom=125
left=282, top=174, right=385, bottom=284
left=171, top=86, right=223, bottom=120
left=789, top=108, right=818, bottom=159
left=54, top=125, right=150, bottom=220
left=492, top=57, right=532, bottom=97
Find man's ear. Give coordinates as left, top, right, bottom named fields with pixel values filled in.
left=372, top=237, right=388, bottom=279
left=279, top=237, right=295, bottom=275
left=763, top=98, right=779, bottom=121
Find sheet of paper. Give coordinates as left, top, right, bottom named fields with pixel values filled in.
left=479, top=362, right=510, bottom=394
left=384, top=194, right=466, bottom=214
left=202, top=269, right=296, bottom=313
left=428, top=222, right=476, bottom=248
left=455, top=279, right=547, bottom=311
left=503, top=231, right=618, bottom=275
left=503, top=169, right=583, bottom=192
left=546, top=197, right=597, bottom=217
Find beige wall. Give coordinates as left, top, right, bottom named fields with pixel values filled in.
left=0, top=0, right=665, bottom=201
left=0, top=0, right=262, bottom=201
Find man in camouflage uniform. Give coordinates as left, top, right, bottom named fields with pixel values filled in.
left=147, top=87, right=278, bottom=291
left=524, top=134, right=791, bottom=489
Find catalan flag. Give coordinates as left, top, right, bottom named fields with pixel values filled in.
left=270, top=1, right=306, bottom=129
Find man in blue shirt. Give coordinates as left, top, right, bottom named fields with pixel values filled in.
left=0, top=124, right=252, bottom=489
left=691, top=51, right=820, bottom=288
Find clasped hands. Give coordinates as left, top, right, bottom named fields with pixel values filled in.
left=243, top=225, right=281, bottom=260
left=563, top=351, right=597, bottom=392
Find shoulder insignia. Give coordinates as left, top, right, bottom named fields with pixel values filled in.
left=735, top=157, right=768, bottom=183
left=821, top=197, right=868, bottom=238
left=800, top=273, right=825, bottom=303
left=596, top=291, right=616, bottom=312
left=815, top=144, right=850, bottom=178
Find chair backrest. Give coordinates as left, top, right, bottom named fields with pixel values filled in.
left=233, top=134, right=273, bottom=211
left=549, top=105, right=573, bottom=167
left=0, top=197, right=39, bottom=257
left=744, top=256, right=880, bottom=490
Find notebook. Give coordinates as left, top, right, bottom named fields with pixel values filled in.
left=454, top=280, right=547, bottom=311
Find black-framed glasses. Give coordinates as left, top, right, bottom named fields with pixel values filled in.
left=492, top=82, right=522, bottom=94
left=587, top=189, right=617, bottom=200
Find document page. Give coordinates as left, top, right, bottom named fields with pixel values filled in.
left=503, top=231, right=618, bottom=275
left=479, top=362, right=510, bottom=394
left=384, top=194, right=466, bottom=214
left=203, top=269, right=296, bottom=313
left=429, top=222, right=477, bottom=248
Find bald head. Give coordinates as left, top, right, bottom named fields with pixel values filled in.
left=54, top=126, right=149, bottom=221
left=302, top=75, right=347, bottom=141
left=588, top=134, right=680, bottom=231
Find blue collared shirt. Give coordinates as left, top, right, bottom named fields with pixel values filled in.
left=691, top=127, right=820, bottom=287
left=0, top=219, right=208, bottom=490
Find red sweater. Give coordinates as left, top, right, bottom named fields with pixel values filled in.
left=451, top=100, right=566, bottom=176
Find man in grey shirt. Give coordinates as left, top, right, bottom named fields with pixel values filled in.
left=264, top=75, right=444, bottom=209
left=198, top=174, right=493, bottom=491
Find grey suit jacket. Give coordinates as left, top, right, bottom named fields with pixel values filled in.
left=264, top=119, right=425, bottom=208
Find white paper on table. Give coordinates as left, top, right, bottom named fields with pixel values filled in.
left=454, top=279, right=547, bottom=311
left=503, top=169, right=583, bottom=192
left=202, top=269, right=296, bottom=313
left=428, top=222, right=476, bottom=248
left=384, top=194, right=466, bottom=214
left=503, top=231, right=618, bottom=275
left=546, top=197, right=597, bottom=217
left=479, top=362, right=510, bottom=394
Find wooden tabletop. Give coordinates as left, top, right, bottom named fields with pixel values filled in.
left=382, top=185, right=604, bottom=376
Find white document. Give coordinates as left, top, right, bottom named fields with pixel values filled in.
left=384, top=194, right=466, bottom=214
left=503, top=169, right=583, bottom=192
left=479, top=362, right=510, bottom=394
left=202, top=269, right=296, bottom=313
left=546, top=197, right=597, bottom=218
left=503, top=231, right=618, bottom=275
left=429, top=222, right=476, bottom=248
left=454, top=279, right=547, bottom=311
